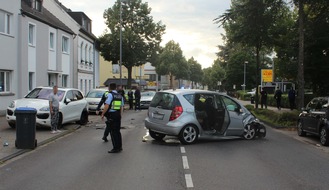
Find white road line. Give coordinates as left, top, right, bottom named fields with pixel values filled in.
left=180, top=146, right=186, bottom=154
left=185, top=174, right=194, bottom=188
left=182, top=156, right=189, bottom=169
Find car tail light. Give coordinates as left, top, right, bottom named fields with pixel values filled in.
left=169, top=106, right=183, bottom=121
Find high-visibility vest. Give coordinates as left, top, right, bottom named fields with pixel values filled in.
left=109, top=92, right=123, bottom=110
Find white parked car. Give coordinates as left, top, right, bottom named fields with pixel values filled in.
left=140, top=91, right=156, bottom=109
left=85, top=88, right=108, bottom=113
left=6, top=87, right=89, bottom=129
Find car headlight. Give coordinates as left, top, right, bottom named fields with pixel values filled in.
left=8, top=101, right=15, bottom=108
left=40, top=106, right=50, bottom=111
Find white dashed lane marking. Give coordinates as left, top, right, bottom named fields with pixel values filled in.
left=185, top=174, right=194, bottom=188
left=180, top=147, right=186, bottom=153
left=181, top=146, right=194, bottom=188
left=182, top=156, right=189, bottom=169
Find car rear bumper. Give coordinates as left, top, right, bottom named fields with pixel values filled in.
left=144, top=117, right=182, bottom=136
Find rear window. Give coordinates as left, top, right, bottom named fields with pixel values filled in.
left=150, top=92, right=180, bottom=110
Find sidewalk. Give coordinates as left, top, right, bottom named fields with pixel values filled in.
left=0, top=116, right=81, bottom=164
left=237, top=99, right=291, bottom=112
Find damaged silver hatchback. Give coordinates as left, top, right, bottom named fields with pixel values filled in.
left=145, top=89, right=266, bottom=144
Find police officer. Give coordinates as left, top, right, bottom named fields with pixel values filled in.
left=96, top=89, right=110, bottom=142
left=101, top=83, right=124, bottom=153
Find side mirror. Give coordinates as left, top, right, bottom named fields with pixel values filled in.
left=65, top=98, right=71, bottom=105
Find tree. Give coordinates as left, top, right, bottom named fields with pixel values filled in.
left=155, top=40, right=187, bottom=89
left=215, top=0, right=287, bottom=108
left=187, top=57, right=203, bottom=89
left=100, top=0, right=165, bottom=88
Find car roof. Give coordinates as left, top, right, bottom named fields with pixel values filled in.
left=159, top=89, right=222, bottom=95
left=36, top=86, right=82, bottom=92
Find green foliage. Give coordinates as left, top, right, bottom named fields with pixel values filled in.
left=100, top=0, right=166, bottom=87
left=245, top=105, right=299, bottom=128
left=188, top=57, right=203, bottom=87
left=155, top=40, right=187, bottom=88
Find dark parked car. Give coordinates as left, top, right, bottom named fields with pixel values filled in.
left=297, top=97, right=329, bottom=146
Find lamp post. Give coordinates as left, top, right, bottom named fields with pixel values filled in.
left=243, top=61, right=248, bottom=92
left=119, top=0, right=123, bottom=86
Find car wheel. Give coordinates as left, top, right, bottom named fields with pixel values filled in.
left=320, top=127, right=329, bottom=146
left=78, top=109, right=88, bottom=125
left=179, top=125, right=198, bottom=145
left=297, top=121, right=306, bottom=136
left=149, top=130, right=166, bottom=141
left=243, top=124, right=256, bottom=140
left=8, top=122, right=15, bottom=129
left=57, top=113, right=63, bottom=129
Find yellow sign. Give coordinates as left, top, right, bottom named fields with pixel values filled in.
left=147, top=81, right=157, bottom=87
left=261, top=69, right=273, bottom=82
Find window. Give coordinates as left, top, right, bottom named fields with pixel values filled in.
left=89, top=47, right=92, bottom=65
left=80, top=79, right=83, bottom=91
left=89, top=80, right=91, bottom=90
left=35, top=0, right=42, bottom=11
left=221, top=96, right=240, bottom=112
left=29, top=72, right=34, bottom=91
left=62, top=75, right=68, bottom=87
left=80, top=42, right=84, bottom=63
left=49, top=32, right=54, bottom=49
left=0, top=10, right=12, bottom=35
left=62, top=36, right=69, bottom=53
left=73, top=90, right=84, bottom=100
left=150, top=92, right=177, bottom=110
left=85, top=45, right=88, bottom=64
left=28, top=23, right=35, bottom=45
left=0, top=71, right=11, bottom=92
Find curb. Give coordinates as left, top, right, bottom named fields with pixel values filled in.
left=0, top=125, right=81, bottom=165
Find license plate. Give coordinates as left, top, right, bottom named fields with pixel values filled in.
left=153, top=113, right=164, bottom=120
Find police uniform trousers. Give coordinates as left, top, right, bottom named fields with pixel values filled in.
left=106, top=111, right=122, bottom=150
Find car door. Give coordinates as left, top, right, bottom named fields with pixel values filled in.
left=221, top=95, right=245, bottom=135
left=72, top=90, right=86, bottom=120
left=61, top=90, right=76, bottom=122
left=303, top=98, right=319, bottom=133
left=309, top=99, right=327, bottom=134
left=214, top=94, right=230, bottom=134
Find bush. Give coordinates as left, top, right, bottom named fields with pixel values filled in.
left=245, top=105, right=299, bottom=128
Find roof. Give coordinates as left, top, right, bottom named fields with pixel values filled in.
left=21, top=0, right=74, bottom=35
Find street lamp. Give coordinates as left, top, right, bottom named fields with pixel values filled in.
left=243, top=61, right=248, bottom=92
left=119, top=0, right=127, bottom=86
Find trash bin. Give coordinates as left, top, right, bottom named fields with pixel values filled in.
left=250, top=96, right=255, bottom=104
left=15, top=107, right=37, bottom=149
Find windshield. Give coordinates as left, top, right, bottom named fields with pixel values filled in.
left=141, top=91, right=156, bottom=97
left=86, top=90, right=106, bottom=98
left=25, top=88, right=65, bottom=101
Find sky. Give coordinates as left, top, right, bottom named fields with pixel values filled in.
left=58, top=0, right=232, bottom=68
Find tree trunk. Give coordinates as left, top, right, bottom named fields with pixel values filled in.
left=169, top=74, right=173, bottom=89
left=127, top=66, right=132, bottom=89
left=255, top=46, right=260, bottom=109
left=297, top=0, right=305, bottom=109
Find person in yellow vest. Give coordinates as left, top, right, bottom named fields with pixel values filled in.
left=101, top=83, right=124, bottom=153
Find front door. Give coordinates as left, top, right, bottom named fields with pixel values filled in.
left=194, top=93, right=229, bottom=134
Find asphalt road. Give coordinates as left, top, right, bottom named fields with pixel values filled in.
left=1, top=110, right=329, bottom=190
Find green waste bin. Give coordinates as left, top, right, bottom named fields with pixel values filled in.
left=15, top=107, right=37, bottom=149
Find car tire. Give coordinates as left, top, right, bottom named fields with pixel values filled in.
left=149, top=130, right=166, bottom=141
left=8, top=122, right=15, bottom=129
left=243, top=124, right=256, bottom=140
left=78, top=109, right=88, bottom=125
left=320, top=127, right=329, bottom=146
left=57, top=113, right=63, bottom=129
left=297, top=121, right=306, bottom=136
left=179, top=125, right=199, bottom=145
